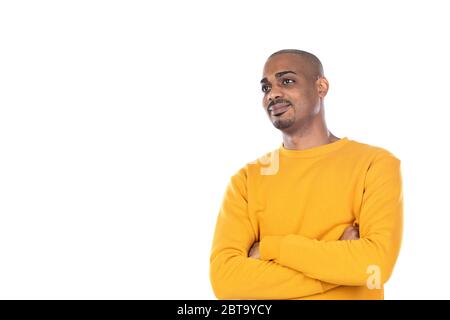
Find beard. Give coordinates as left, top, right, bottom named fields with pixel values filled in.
left=273, top=116, right=295, bottom=130
left=271, top=107, right=296, bottom=130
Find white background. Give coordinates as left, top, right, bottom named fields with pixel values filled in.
left=0, top=0, right=449, bottom=299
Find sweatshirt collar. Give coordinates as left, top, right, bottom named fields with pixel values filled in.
left=279, top=137, right=350, bottom=158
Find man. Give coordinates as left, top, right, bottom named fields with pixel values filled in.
left=209, top=49, right=403, bottom=299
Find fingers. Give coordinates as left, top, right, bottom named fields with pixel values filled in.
left=248, top=241, right=260, bottom=258
left=339, top=225, right=360, bottom=240
left=350, top=229, right=359, bottom=240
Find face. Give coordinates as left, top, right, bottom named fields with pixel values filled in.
left=260, top=53, right=328, bottom=132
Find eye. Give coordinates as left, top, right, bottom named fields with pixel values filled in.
left=261, top=84, right=270, bottom=93
left=282, top=79, right=295, bottom=85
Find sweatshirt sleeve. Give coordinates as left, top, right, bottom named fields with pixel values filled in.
left=210, top=167, right=338, bottom=299
left=259, top=151, right=403, bottom=286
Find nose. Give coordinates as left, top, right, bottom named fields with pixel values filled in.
left=266, top=87, right=283, bottom=106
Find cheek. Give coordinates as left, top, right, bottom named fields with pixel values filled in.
left=292, top=89, right=316, bottom=107
left=262, top=96, right=269, bottom=109
left=287, top=94, right=301, bottom=109
left=287, top=90, right=301, bottom=103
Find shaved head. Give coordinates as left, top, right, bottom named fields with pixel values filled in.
left=268, top=49, right=324, bottom=80
left=261, top=49, right=329, bottom=133
left=260, top=49, right=338, bottom=148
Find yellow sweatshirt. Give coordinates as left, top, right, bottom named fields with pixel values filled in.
left=210, top=137, right=403, bottom=300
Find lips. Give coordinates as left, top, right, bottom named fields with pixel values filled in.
left=269, top=103, right=291, bottom=116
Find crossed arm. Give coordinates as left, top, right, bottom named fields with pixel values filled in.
left=210, top=154, right=402, bottom=299
left=248, top=225, right=359, bottom=259
left=209, top=170, right=360, bottom=300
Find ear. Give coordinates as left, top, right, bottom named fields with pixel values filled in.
left=316, top=77, right=329, bottom=98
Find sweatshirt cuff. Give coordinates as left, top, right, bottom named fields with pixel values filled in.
left=260, top=236, right=284, bottom=261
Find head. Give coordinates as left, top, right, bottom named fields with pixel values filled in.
left=260, top=49, right=329, bottom=133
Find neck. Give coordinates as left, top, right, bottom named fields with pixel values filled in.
left=281, top=109, right=338, bottom=150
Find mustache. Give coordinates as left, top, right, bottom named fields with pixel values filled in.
left=268, top=99, right=291, bottom=110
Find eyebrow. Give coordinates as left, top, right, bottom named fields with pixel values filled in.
left=260, top=70, right=297, bottom=84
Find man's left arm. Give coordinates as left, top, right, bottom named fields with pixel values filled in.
left=259, top=152, right=403, bottom=286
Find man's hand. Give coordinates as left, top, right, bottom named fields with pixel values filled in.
left=248, top=241, right=260, bottom=259
left=340, top=224, right=360, bottom=240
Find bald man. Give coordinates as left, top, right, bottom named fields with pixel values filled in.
left=210, top=49, right=403, bottom=300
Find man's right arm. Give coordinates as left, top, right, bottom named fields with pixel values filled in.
left=209, top=168, right=342, bottom=299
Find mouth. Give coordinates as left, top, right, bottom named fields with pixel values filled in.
left=269, top=104, right=291, bottom=117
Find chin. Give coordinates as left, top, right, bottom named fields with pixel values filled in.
left=273, top=119, right=295, bottom=130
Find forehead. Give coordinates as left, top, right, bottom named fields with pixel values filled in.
left=262, top=53, right=308, bottom=78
